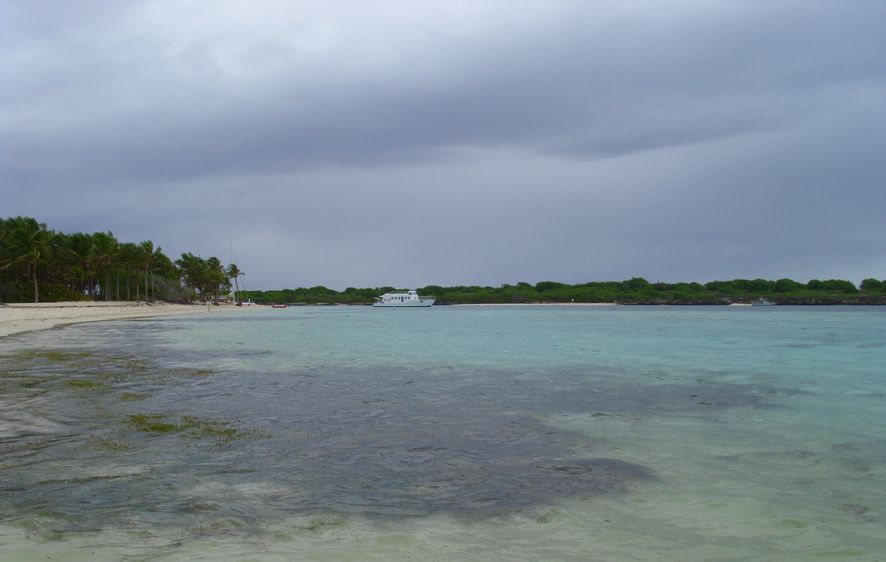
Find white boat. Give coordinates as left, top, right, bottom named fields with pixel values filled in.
left=373, top=290, right=435, bottom=307
left=752, top=298, right=776, bottom=306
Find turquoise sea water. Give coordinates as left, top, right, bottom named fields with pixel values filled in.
left=1, top=305, right=885, bottom=560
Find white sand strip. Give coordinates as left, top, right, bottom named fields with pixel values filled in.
left=449, top=302, right=619, bottom=306
left=0, top=301, right=248, bottom=338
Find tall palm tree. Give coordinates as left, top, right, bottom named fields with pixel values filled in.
left=226, top=263, right=243, bottom=303
left=138, top=241, right=163, bottom=302
left=206, top=256, right=226, bottom=302
left=64, top=232, right=96, bottom=296
left=118, top=242, right=140, bottom=301
left=176, top=252, right=203, bottom=301
left=93, top=231, right=118, bottom=301
left=0, top=217, right=50, bottom=303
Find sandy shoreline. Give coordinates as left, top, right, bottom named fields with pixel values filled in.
left=0, top=301, right=258, bottom=338
left=449, top=302, right=619, bottom=307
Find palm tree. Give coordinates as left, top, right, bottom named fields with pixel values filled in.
left=92, top=231, right=118, bottom=301
left=137, top=241, right=163, bottom=302
left=226, top=263, right=243, bottom=303
left=64, top=232, right=96, bottom=296
left=176, top=252, right=204, bottom=301
left=0, top=217, right=51, bottom=303
left=206, top=257, right=227, bottom=302
left=118, top=242, right=140, bottom=301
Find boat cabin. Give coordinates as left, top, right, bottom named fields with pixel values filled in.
left=373, top=290, right=435, bottom=307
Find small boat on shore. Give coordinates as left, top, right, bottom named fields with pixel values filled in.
left=752, top=298, right=776, bottom=306
left=373, top=290, right=434, bottom=307
left=271, top=304, right=287, bottom=309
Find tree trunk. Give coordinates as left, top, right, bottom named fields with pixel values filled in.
left=136, top=272, right=140, bottom=303
left=126, top=270, right=131, bottom=301
left=32, top=264, right=39, bottom=304
left=144, top=270, right=149, bottom=303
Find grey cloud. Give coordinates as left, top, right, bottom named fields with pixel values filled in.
left=6, top=1, right=884, bottom=183
left=3, top=1, right=886, bottom=288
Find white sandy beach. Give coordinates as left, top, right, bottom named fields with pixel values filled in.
left=452, top=302, right=619, bottom=306
left=0, top=301, right=247, bottom=338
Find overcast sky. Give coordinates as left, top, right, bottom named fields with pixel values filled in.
left=3, top=1, right=885, bottom=289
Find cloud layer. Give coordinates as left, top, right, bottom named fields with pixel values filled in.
left=3, top=0, right=885, bottom=288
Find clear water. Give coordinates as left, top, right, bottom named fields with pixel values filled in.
left=1, top=305, right=884, bottom=560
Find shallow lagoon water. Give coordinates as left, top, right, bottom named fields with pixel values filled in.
left=1, top=305, right=885, bottom=560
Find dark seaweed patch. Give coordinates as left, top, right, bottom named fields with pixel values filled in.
left=126, top=414, right=180, bottom=434
left=0, top=332, right=792, bottom=538
left=839, top=504, right=871, bottom=515
left=67, top=379, right=108, bottom=390
left=126, top=413, right=265, bottom=444
left=83, top=435, right=133, bottom=453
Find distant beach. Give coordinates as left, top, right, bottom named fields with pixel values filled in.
left=0, top=302, right=256, bottom=338
left=451, top=302, right=618, bottom=307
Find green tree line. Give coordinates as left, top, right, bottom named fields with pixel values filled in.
left=245, top=277, right=886, bottom=306
left=6, top=216, right=883, bottom=306
left=0, top=216, right=244, bottom=304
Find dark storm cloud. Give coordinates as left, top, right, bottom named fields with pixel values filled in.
left=2, top=1, right=885, bottom=287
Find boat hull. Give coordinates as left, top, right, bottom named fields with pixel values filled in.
left=372, top=299, right=435, bottom=308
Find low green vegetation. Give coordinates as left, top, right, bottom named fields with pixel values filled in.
left=245, top=277, right=886, bottom=305
left=5, top=216, right=883, bottom=306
